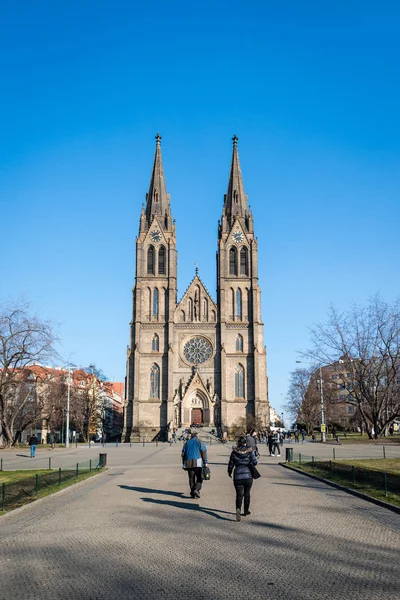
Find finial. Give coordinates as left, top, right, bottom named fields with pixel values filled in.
left=155, top=133, right=162, bottom=146
left=195, top=261, right=199, bottom=276
left=232, top=134, right=238, bottom=147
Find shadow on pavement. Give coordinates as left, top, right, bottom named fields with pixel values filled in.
left=119, top=485, right=185, bottom=498
left=141, top=497, right=235, bottom=521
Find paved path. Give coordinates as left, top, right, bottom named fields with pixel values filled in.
left=0, top=443, right=399, bottom=600
left=1, top=438, right=400, bottom=471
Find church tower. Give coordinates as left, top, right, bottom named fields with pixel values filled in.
left=124, top=134, right=177, bottom=441
left=124, top=135, right=269, bottom=441
left=217, top=135, right=269, bottom=432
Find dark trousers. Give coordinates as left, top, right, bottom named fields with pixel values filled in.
left=273, top=442, right=280, bottom=455
left=268, top=441, right=274, bottom=455
left=234, top=478, right=253, bottom=512
left=188, top=467, right=203, bottom=494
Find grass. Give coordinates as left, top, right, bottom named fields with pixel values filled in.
left=0, top=470, right=54, bottom=484
left=294, top=458, right=400, bottom=509
left=339, top=458, right=400, bottom=475
left=337, top=434, right=400, bottom=445
left=0, top=468, right=104, bottom=514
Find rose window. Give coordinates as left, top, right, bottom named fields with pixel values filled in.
left=183, top=337, right=212, bottom=365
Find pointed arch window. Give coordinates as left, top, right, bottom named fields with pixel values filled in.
left=229, top=247, right=237, bottom=276
left=240, top=247, right=248, bottom=276
left=188, top=298, right=193, bottom=321
left=147, top=246, right=155, bottom=275
left=158, top=246, right=166, bottom=275
left=235, top=289, right=242, bottom=319
left=153, top=288, right=159, bottom=317
left=203, top=298, right=208, bottom=321
left=235, top=364, right=244, bottom=398
left=152, top=334, right=159, bottom=352
left=150, top=364, right=160, bottom=398
left=236, top=334, right=243, bottom=352
left=231, top=288, right=235, bottom=320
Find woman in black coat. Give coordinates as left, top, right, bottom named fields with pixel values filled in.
left=228, top=436, right=258, bottom=521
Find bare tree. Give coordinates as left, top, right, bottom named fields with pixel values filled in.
left=303, top=296, right=400, bottom=439
left=0, top=300, right=59, bottom=446
left=285, top=368, right=321, bottom=434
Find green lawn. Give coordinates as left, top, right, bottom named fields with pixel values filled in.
left=294, top=458, right=400, bottom=509
left=339, top=458, right=400, bottom=475
left=0, top=468, right=104, bottom=514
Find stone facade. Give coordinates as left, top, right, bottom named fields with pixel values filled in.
left=124, top=134, right=269, bottom=441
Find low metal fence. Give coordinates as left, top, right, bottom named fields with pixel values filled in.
left=288, top=452, right=400, bottom=498
left=1, top=460, right=102, bottom=512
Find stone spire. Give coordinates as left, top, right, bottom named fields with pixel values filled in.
left=145, top=133, right=170, bottom=225
left=223, top=135, right=248, bottom=223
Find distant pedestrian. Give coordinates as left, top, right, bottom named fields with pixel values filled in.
left=181, top=431, right=208, bottom=499
left=29, top=434, right=38, bottom=458
left=228, top=436, right=258, bottom=521
left=294, top=430, right=300, bottom=443
left=272, top=430, right=281, bottom=456
left=48, top=431, right=55, bottom=449
left=301, top=430, right=306, bottom=443
left=246, top=430, right=259, bottom=457
left=267, top=431, right=274, bottom=456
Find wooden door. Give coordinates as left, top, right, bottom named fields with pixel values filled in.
left=191, top=408, right=203, bottom=425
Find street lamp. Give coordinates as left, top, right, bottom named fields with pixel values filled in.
left=65, top=366, right=77, bottom=448
left=296, top=361, right=326, bottom=443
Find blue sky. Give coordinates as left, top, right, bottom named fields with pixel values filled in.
left=1, top=1, right=399, bottom=418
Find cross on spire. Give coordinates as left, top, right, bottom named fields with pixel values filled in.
left=155, top=133, right=162, bottom=146
left=232, top=134, right=239, bottom=147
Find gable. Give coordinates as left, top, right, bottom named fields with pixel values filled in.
left=175, top=275, right=217, bottom=323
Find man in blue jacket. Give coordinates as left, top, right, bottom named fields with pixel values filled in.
left=181, top=431, right=208, bottom=498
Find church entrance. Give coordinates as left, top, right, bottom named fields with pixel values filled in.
left=191, top=408, right=203, bottom=425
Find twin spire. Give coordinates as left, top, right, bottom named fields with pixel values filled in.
left=145, top=133, right=170, bottom=224
left=224, top=134, right=248, bottom=222
left=145, top=133, right=248, bottom=227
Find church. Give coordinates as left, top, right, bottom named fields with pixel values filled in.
left=123, top=135, right=269, bottom=441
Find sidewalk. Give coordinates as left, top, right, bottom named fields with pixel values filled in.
left=0, top=443, right=399, bottom=600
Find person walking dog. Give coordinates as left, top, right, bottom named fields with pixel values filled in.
left=181, top=431, right=208, bottom=499
left=228, top=436, right=259, bottom=521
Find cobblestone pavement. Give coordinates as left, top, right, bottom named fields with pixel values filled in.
left=0, top=443, right=399, bottom=600
left=1, top=437, right=399, bottom=471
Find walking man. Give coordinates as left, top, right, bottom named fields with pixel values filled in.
left=272, top=430, right=281, bottom=457
left=181, top=431, right=208, bottom=499
left=29, top=433, right=38, bottom=458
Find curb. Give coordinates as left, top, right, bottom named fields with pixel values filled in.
left=0, top=468, right=107, bottom=520
left=280, top=462, right=400, bottom=515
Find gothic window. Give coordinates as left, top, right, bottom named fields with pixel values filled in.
left=236, top=289, right=242, bottom=319
left=152, top=334, right=159, bottom=351
left=235, top=364, right=244, bottom=398
left=153, top=288, right=159, bottom=317
left=180, top=310, right=186, bottom=322
left=247, top=288, right=251, bottom=320
left=147, top=287, right=151, bottom=319
left=158, top=246, right=165, bottom=275
left=203, top=298, right=208, bottom=321
left=150, top=364, right=160, bottom=398
left=229, top=247, right=237, bottom=275
left=188, top=298, right=193, bottom=321
left=211, top=310, right=216, bottom=321
left=236, top=334, right=243, bottom=352
left=231, top=288, right=235, bottom=320
left=147, top=246, right=155, bottom=275
left=240, top=247, right=248, bottom=275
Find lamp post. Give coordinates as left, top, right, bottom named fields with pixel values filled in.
left=296, top=361, right=326, bottom=443
left=66, top=368, right=73, bottom=448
